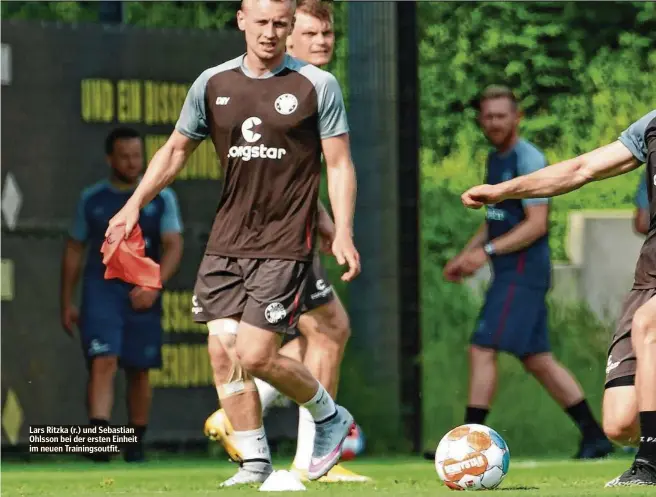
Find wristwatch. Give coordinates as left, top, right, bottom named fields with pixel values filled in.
left=483, top=242, right=496, bottom=257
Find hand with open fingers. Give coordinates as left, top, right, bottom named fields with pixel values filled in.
left=332, top=233, right=360, bottom=282
left=105, top=201, right=141, bottom=240
left=461, top=184, right=504, bottom=209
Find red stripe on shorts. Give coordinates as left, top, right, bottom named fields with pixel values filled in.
left=517, top=251, right=527, bottom=274
left=493, top=283, right=516, bottom=346
left=288, top=290, right=302, bottom=326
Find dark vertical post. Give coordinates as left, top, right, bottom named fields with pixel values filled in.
left=396, top=0, right=422, bottom=453
left=99, top=1, right=123, bottom=24
left=347, top=1, right=403, bottom=446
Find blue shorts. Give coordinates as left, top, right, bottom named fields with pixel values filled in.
left=471, top=280, right=550, bottom=359
left=79, top=280, right=163, bottom=369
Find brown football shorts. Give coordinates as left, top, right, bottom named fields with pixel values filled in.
left=192, top=255, right=311, bottom=333
left=605, top=287, right=656, bottom=388
left=282, top=253, right=336, bottom=343
left=300, top=253, right=336, bottom=313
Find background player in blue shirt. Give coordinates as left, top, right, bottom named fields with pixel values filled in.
left=439, top=86, right=610, bottom=460
left=60, top=127, right=183, bottom=462
left=634, top=176, right=649, bottom=236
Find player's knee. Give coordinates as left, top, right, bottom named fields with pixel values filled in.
left=330, top=306, right=351, bottom=347
left=208, top=337, right=234, bottom=380
left=235, top=343, right=274, bottom=378
left=90, top=356, right=118, bottom=378
left=521, top=353, right=552, bottom=376
left=303, top=302, right=351, bottom=350
left=603, top=412, right=638, bottom=445
left=631, top=306, right=656, bottom=347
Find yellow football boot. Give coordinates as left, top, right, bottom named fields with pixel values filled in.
left=204, top=408, right=242, bottom=463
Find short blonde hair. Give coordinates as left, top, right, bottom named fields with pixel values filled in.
left=476, top=85, right=518, bottom=110
left=241, top=0, right=297, bottom=12
left=296, top=0, right=333, bottom=23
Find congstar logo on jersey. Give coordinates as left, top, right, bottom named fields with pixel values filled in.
left=228, top=117, right=287, bottom=162
left=486, top=207, right=505, bottom=221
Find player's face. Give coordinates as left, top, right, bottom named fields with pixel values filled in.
left=478, top=97, right=520, bottom=148
left=287, top=11, right=334, bottom=67
left=108, top=138, right=144, bottom=184
left=238, top=0, right=294, bottom=62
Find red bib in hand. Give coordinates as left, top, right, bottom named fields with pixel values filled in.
left=101, top=224, right=162, bottom=289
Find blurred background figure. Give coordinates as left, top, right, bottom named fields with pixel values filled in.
left=434, top=86, right=612, bottom=461
left=60, top=127, right=184, bottom=462
left=634, top=177, right=649, bottom=236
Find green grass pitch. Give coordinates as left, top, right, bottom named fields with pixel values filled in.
left=2, top=455, right=652, bottom=496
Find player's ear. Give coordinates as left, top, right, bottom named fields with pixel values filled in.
left=236, top=9, right=246, bottom=31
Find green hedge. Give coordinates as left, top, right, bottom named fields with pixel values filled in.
left=419, top=2, right=655, bottom=261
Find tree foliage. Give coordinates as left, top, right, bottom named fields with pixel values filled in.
left=419, top=2, right=655, bottom=260
left=418, top=1, right=655, bottom=157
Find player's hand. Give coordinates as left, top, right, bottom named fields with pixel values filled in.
left=106, top=200, right=141, bottom=240
left=443, top=254, right=477, bottom=282
left=461, top=184, right=504, bottom=209
left=459, top=247, right=488, bottom=274
left=443, top=256, right=465, bottom=283
left=332, top=231, right=360, bottom=282
left=130, top=287, right=160, bottom=311
left=61, top=305, right=79, bottom=336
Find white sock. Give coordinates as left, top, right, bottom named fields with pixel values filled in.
left=232, top=426, right=271, bottom=463
left=301, top=383, right=337, bottom=423
left=292, top=407, right=315, bottom=470
left=254, top=377, right=281, bottom=414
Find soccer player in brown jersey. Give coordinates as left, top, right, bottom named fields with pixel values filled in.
left=203, top=0, right=369, bottom=483
left=462, top=109, right=656, bottom=487
left=107, top=0, right=360, bottom=486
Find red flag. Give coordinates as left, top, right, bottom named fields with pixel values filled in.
left=101, top=224, right=162, bottom=289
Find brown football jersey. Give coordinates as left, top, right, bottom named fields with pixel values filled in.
left=175, top=54, right=349, bottom=261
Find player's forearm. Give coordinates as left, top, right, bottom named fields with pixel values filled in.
left=463, top=223, right=488, bottom=252
left=159, top=236, right=184, bottom=284
left=327, top=161, right=356, bottom=236
left=317, top=200, right=336, bottom=239
left=129, top=144, right=189, bottom=209
left=495, top=157, right=590, bottom=201
left=489, top=219, right=547, bottom=255
left=60, top=243, right=83, bottom=307
left=496, top=143, right=640, bottom=201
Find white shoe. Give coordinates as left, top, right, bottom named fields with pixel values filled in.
left=308, top=406, right=354, bottom=481
left=220, top=463, right=273, bottom=487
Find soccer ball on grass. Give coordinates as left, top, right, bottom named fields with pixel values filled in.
left=434, top=424, right=509, bottom=490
